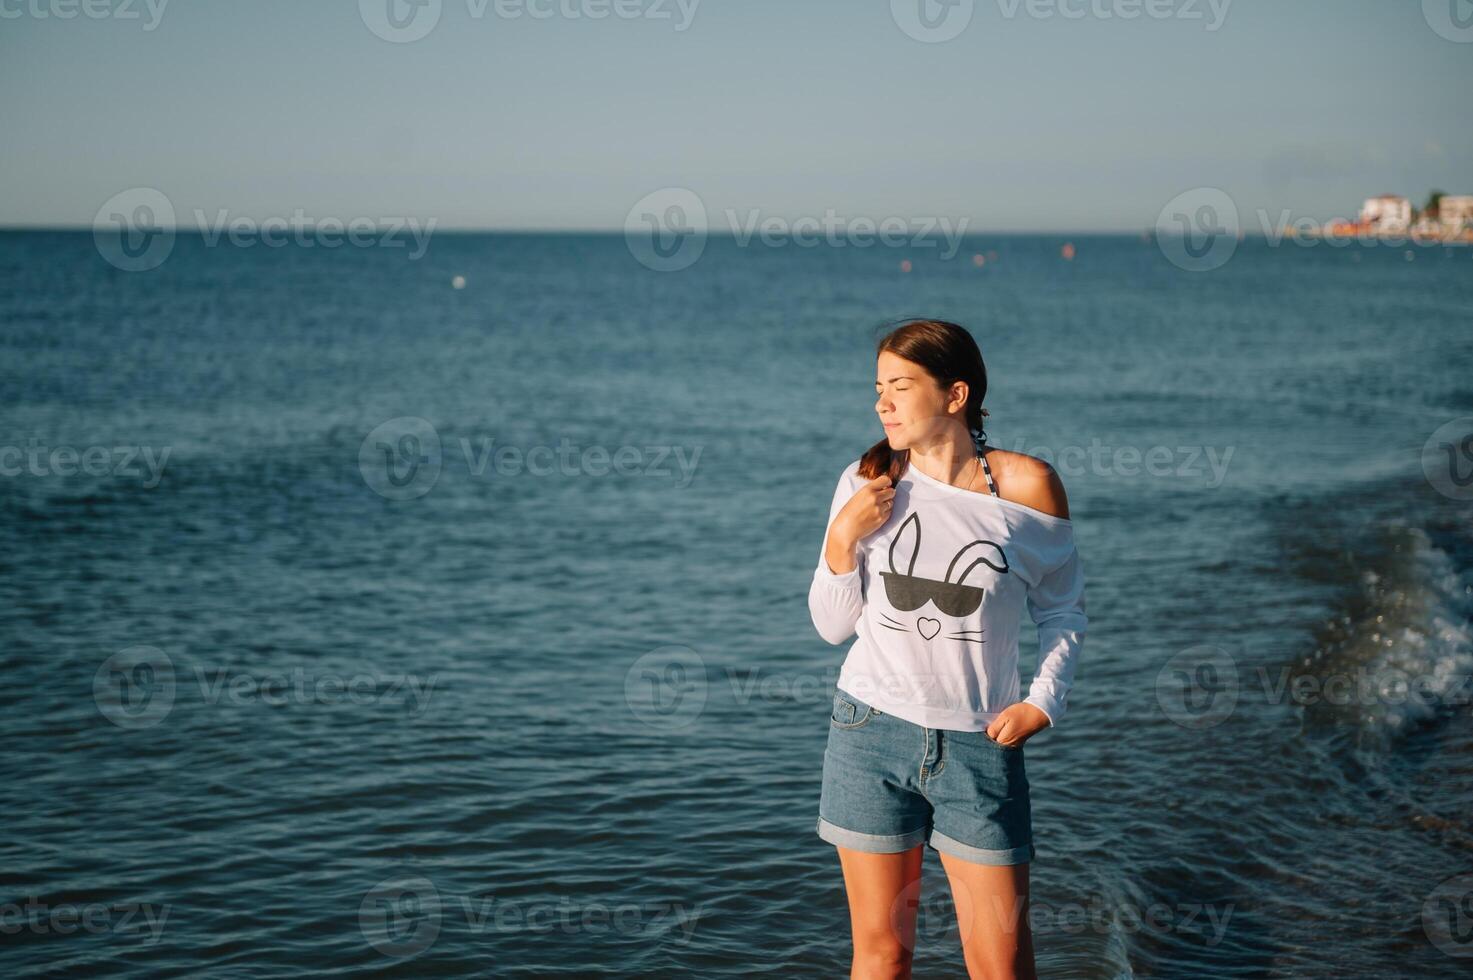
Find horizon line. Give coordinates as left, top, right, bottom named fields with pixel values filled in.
left=0, top=224, right=1172, bottom=236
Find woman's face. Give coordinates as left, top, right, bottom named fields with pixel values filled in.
left=874, top=350, right=965, bottom=449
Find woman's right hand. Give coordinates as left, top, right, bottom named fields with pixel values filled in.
left=825, top=475, right=894, bottom=573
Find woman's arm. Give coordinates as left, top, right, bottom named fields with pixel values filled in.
left=1022, top=540, right=1087, bottom=727
left=808, top=467, right=865, bottom=645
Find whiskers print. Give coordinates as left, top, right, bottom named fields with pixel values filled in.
left=875, top=611, right=987, bottom=645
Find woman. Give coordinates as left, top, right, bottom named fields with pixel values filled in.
left=809, top=319, right=1088, bottom=980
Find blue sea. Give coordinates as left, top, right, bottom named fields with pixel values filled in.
left=2, top=230, right=1471, bottom=977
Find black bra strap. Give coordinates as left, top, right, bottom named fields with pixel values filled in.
left=978, top=451, right=999, bottom=497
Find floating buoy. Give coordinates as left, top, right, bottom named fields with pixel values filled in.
left=451, top=275, right=466, bottom=289
left=899, top=259, right=912, bottom=273
left=972, top=254, right=985, bottom=267
left=1061, top=242, right=1076, bottom=260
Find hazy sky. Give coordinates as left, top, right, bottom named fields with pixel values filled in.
left=2, top=0, right=1470, bottom=231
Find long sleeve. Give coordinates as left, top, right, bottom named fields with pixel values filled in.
left=808, top=464, right=865, bottom=645
left=1022, top=534, right=1087, bottom=727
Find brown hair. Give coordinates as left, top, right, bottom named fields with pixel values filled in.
left=858, top=319, right=990, bottom=483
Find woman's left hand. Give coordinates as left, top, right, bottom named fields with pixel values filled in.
left=985, top=702, right=1051, bottom=748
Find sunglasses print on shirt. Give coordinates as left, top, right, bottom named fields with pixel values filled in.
left=876, top=511, right=1010, bottom=643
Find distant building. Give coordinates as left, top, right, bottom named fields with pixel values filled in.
left=1411, top=214, right=1443, bottom=238
left=1360, top=194, right=1411, bottom=232
left=1439, top=195, right=1473, bottom=232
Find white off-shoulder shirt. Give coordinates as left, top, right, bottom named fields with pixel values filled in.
left=808, top=457, right=1088, bottom=732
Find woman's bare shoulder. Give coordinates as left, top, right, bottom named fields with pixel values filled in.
left=985, top=449, right=1071, bottom=520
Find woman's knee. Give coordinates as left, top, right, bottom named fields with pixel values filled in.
left=851, top=940, right=914, bottom=978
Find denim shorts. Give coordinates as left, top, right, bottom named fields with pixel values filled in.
left=817, top=688, right=1036, bottom=865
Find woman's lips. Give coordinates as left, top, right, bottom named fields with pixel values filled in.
left=882, top=422, right=901, bottom=429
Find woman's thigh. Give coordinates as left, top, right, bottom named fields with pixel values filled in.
left=836, top=843, right=926, bottom=958
left=936, top=851, right=1036, bottom=980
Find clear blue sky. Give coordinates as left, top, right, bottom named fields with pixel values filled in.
left=2, top=0, right=1469, bottom=231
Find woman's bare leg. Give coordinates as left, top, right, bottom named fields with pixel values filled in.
left=936, top=851, right=1036, bottom=980
left=835, top=843, right=926, bottom=979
